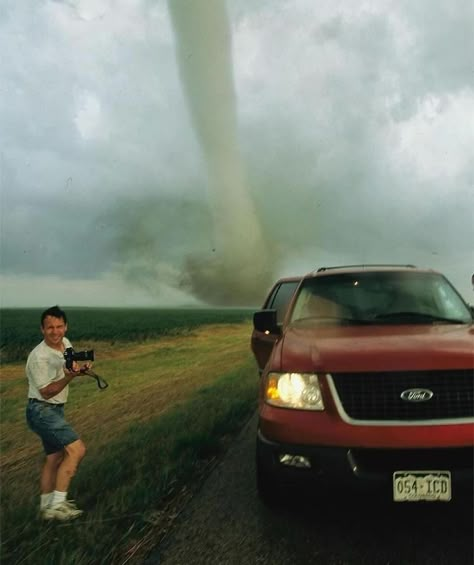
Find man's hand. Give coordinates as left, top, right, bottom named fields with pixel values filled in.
left=63, top=361, right=93, bottom=376
left=63, top=361, right=81, bottom=375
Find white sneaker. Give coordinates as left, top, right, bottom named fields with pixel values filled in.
left=42, top=500, right=83, bottom=521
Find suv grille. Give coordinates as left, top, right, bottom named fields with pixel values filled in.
left=331, top=370, right=474, bottom=421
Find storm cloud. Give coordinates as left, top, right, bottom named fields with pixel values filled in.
left=1, top=0, right=473, bottom=306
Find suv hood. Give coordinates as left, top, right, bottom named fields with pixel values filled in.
left=279, top=324, right=474, bottom=373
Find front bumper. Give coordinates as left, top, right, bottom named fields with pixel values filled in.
left=257, top=429, right=474, bottom=494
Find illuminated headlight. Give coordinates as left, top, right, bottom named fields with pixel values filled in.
left=265, top=372, right=325, bottom=410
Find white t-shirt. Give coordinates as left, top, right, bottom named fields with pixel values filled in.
left=26, top=337, right=73, bottom=404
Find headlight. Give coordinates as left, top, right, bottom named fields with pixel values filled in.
left=265, top=372, right=325, bottom=410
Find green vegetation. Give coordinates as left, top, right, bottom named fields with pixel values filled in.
left=0, top=307, right=253, bottom=363
left=0, top=310, right=258, bottom=564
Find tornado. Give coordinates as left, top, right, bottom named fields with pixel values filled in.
left=168, top=0, right=273, bottom=306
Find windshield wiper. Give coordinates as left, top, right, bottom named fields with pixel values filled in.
left=293, top=316, right=373, bottom=325
left=373, top=312, right=467, bottom=324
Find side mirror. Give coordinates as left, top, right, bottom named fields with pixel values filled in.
left=253, top=309, right=281, bottom=335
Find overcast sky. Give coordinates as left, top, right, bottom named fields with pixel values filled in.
left=1, top=0, right=473, bottom=307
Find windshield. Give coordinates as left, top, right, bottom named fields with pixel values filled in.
left=289, top=271, right=472, bottom=325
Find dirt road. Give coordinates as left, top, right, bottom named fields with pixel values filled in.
left=146, top=414, right=473, bottom=565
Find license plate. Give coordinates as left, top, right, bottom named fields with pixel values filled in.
left=393, top=471, right=451, bottom=502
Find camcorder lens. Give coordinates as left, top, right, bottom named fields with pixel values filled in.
left=64, top=347, right=94, bottom=369
left=74, top=350, right=95, bottom=362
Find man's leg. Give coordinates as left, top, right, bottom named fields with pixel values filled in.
left=55, top=439, right=86, bottom=492
left=43, top=440, right=86, bottom=520
left=39, top=451, right=63, bottom=511
left=41, top=451, right=64, bottom=494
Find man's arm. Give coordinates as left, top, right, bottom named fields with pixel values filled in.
left=39, top=370, right=78, bottom=400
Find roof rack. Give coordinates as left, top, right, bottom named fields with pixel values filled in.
left=316, top=264, right=416, bottom=272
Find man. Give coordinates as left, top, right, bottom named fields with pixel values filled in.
left=26, top=305, right=89, bottom=521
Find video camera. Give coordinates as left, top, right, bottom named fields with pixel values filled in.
left=64, top=347, right=95, bottom=371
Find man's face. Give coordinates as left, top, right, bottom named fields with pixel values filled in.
left=41, top=316, right=67, bottom=350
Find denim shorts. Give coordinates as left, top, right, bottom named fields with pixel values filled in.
left=26, top=399, right=79, bottom=455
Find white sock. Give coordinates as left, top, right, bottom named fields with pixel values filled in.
left=40, top=492, right=53, bottom=510
left=51, top=490, right=67, bottom=508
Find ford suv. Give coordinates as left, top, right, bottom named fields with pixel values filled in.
left=251, top=265, right=474, bottom=504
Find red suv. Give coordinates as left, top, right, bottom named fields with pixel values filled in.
left=251, top=265, right=474, bottom=504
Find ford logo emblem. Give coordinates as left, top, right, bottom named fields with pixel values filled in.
left=400, top=388, right=434, bottom=402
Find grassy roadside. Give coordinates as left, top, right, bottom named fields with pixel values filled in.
left=0, top=323, right=258, bottom=564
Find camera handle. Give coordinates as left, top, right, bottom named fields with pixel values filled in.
left=79, top=368, right=109, bottom=390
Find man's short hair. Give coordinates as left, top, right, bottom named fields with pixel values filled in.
left=41, top=305, right=68, bottom=327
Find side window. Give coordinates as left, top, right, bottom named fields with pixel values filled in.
left=263, top=285, right=280, bottom=309
left=267, top=281, right=299, bottom=324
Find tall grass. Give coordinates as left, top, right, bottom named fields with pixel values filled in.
left=0, top=312, right=259, bottom=564
left=1, top=362, right=258, bottom=564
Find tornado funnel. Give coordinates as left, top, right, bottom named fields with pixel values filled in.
left=168, top=0, right=273, bottom=305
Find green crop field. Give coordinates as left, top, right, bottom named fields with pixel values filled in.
left=0, top=307, right=254, bottom=364
left=0, top=308, right=259, bottom=564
